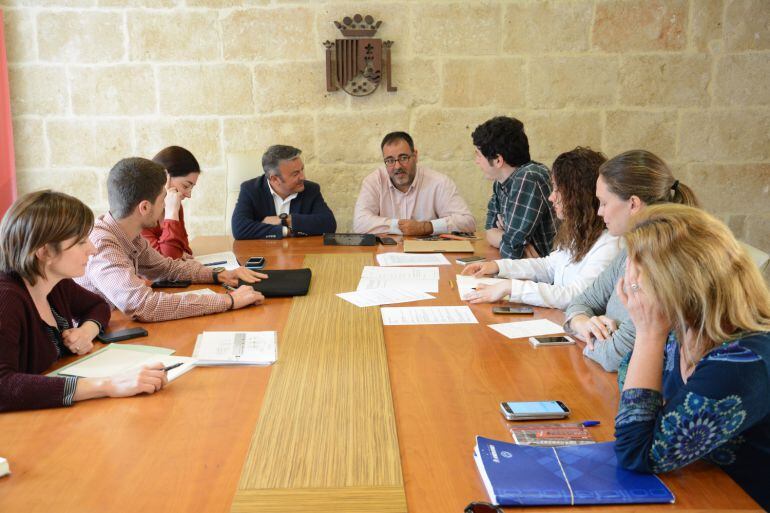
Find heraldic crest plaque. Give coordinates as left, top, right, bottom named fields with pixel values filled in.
left=323, top=14, right=397, bottom=96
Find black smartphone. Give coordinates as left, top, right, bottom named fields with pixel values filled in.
left=451, top=231, right=476, bottom=238
left=376, top=236, right=397, bottom=246
left=492, top=306, right=534, bottom=315
left=245, top=256, right=265, bottom=269
left=151, top=280, right=191, bottom=288
left=456, top=255, right=485, bottom=265
left=500, top=400, right=570, bottom=420
left=97, top=327, right=149, bottom=343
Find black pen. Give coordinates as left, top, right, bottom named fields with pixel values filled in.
left=162, top=362, right=184, bottom=372
left=203, top=260, right=227, bottom=266
left=222, top=283, right=236, bottom=292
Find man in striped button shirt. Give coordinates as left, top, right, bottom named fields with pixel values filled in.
left=472, top=116, right=556, bottom=260
left=76, top=157, right=265, bottom=322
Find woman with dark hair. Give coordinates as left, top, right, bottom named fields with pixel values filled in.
left=462, top=147, right=620, bottom=309
left=564, top=149, right=700, bottom=372
left=0, top=191, right=167, bottom=412
left=141, top=146, right=200, bottom=259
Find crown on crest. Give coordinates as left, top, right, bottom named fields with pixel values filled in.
left=334, top=14, right=382, bottom=37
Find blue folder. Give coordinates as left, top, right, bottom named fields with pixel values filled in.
left=474, top=436, right=675, bottom=506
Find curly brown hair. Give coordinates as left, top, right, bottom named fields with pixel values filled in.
left=551, top=147, right=607, bottom=262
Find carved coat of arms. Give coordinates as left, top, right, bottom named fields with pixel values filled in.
left=323, top=14, right=396, bottom=96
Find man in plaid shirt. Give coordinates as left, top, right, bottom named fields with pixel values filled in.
left=76, top=157, right=266, bottom=322
left=472, top=116, right=556, bottom=259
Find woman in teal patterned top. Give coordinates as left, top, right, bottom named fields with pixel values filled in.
left=613, top=204, right=770, bottom=510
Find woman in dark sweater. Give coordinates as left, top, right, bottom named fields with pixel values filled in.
left=0, top=190, right=167, bottom=412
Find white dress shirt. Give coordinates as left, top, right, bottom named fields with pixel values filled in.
left=494, top=230, right=621, bottom=309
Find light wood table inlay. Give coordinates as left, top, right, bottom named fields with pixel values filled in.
left=232, top=253, right=406, bottom=513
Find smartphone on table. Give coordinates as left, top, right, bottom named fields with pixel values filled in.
left=376, top=236, right=397, bottom=246
left=529, top=335, right=575, bottom=347
left=97, top=328, right=149, bottom=343
left=245, top=256, right=265, bottom=270
left=492, top=306, right=534, bottom=315
left=456, top=255, right=485, bottom=265
left=500, top=400, right=570, bottom=421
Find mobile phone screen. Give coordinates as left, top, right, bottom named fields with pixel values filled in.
left=505, top=401, right=565, bottom=415
left=536, top=336, right=572, bottom=344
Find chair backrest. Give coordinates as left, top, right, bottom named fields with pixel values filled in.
left=739, top=240, right=770, bottom=273
left=225, top=150, right=262, bottom=235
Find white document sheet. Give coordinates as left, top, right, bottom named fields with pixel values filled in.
left=456, top=275, right=510, bottom=300
left=337, top=288, right=435, bottom=308
left=357, top=266, right=440, bottom=293
left=376, top=253, right=451, bottom=266
left=174, top=288, right=217, bottom=296
left=381, top=306, right=478, bottom=325
left=193, top=331, right=277, bottom=365
left=59, top=346, right=196, bottom=382
left=488, top=319, right=565, bottom=340
left=194, top=251, right=240, bottom=271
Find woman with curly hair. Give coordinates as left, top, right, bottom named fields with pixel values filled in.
left=462, top=147, right=620, bottom=309
left=614, top=204, right=770, bottom=510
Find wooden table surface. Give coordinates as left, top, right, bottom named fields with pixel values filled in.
left=0, top=235, right=760, bottom=512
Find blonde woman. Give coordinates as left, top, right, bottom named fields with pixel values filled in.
left=614, top=204, right=770, bottom=510
left=564, top=150, right=699, bottom=371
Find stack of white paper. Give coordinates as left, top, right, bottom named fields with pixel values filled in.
left=456, top=275, right=510, bottom=300
left=194, top=251, right=240, bottom=271
left=376, top=253, right=451, bottom=266
left=357, top=266, right=440, bottom=293
left=381, top=306, right=478, bottom=325
left=193, top=331, right=277, bottom=365
left=488, top=319, right=565, bottom=340
left=337, top=288, right=435, bottom=308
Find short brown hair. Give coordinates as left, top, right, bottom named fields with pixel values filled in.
left=108, top=157, right=167, bottom=219
left=0, top=190, right=94, bottom=285
left=551, top=147, right=608, bottom=262
left=152, top=146, right=201, bottom=178
left=599, top=150, right=699, bottom=207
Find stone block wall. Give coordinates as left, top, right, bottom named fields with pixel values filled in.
left=3, top=0, right=769, bottom=268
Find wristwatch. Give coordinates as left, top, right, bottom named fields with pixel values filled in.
left=279, top=213, right=291, bottom=231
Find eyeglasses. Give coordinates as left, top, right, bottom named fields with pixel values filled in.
left=383, top=154, right=413, bottom=168
left=464, top=501, right=503, bottom=513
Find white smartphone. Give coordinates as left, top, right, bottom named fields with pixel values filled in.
left=528, top=335, right=575, bottom=347
left=500, top=400, right=570, bottom=420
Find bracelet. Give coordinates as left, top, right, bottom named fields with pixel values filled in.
left=227, top=293, right=235, bottom=310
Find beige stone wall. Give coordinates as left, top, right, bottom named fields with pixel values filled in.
left=3, top=0, right=769, bottom=261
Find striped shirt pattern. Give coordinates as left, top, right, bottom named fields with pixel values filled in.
left=43, top=307, right=78, bottom=406
left=485, top=161, right=556, bottom=259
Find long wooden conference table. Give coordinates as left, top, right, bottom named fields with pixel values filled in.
left=0, top=236, right=761, bottom=512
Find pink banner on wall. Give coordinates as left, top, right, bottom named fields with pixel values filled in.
left=0, top=11, right=17, bottom=216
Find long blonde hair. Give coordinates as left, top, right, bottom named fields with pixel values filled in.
left=625, top=204, right=770, bottom=360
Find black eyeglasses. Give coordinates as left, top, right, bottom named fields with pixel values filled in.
left=383, top=154, right=413, bottom=168
left=464, top=501, right=503, bottom=513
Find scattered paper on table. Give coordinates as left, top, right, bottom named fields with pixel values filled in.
left=376, top=253, right=451, bottom=266
left=357, top=266, right=439, bottom=292
left=456, top=275, right=509, bottom=300
left=337, top=288, right=435, bottom=307
left=488, top=318, right=564, bottom=339
left=174, top=288, right=217, bottom=296
left=194, top=251, right=240, bottom=270
left=381, top=306, right=478, bottom=325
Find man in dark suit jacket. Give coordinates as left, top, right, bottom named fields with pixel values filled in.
left=231, top=145, right=337, bottom=239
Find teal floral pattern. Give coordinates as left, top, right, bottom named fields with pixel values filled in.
left=649, top=392, right=746, bottom=472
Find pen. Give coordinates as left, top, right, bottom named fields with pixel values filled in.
left=581, top=420, right=601, bottom=427
left=203, top=260, right=227, bottom=266
left=162, top=362, right=184, bottom=372
left=222, top=284, right=236, bottom=292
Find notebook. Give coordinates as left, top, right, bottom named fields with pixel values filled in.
left=474, top=436, right=675, bottom=506
left=49, top=344, right=196, bottom=382
left=192, top=331, right=277, bottom=365
left=239, top=268, right=312, bottom=297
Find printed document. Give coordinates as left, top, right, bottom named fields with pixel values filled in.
left=456, top=275, right=509, bottom=300
left=357, top=266, right=440, bottom=292
left=488, top=319, right=564, bottom=339
left=337, top=288, right=435, bottom=307
left=376, top=253, right=451, bottom=266
left=193, top=331, right=277, bottom=365
left=381, top=306, right=478, bottom=325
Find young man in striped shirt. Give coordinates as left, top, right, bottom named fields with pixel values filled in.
left=472, top=116, right=556, bottom=259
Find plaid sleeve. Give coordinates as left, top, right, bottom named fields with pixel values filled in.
left=498, top=173, right=549, bottom=259
left=484, top=187, right=499, bottom=230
